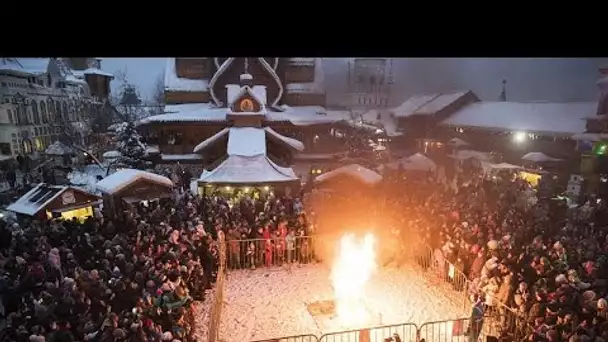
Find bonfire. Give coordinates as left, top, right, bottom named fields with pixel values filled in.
left=330, top=233, right=377, bottom=327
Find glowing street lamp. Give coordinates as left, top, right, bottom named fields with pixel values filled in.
left=513, top=131, right=527, bottom=143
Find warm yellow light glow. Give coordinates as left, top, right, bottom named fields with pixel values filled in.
left=243, top=187, right=250, bottom=192
left=331, top=233, right=377, bottom=327
left=264, top=186, right=270, bottom=191
left=225, top=186, right=232, bottom=191
left=46, top=206, right=93, bottom=221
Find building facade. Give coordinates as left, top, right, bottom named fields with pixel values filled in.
left=140, top=58, right=359, bottom=167
left=0, top=58, right=113, bottom=161
left=346, top=58, right=394, bottom=110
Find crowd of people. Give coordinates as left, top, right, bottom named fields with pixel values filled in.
left=0, top=186, right=308, bottom=342
left=302, top=164, right=608, bottom=341
left=3, top=155, right=608, bottom=342
left=378, top=168, right=608, bottom=342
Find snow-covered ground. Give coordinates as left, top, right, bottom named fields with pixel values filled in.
left=219, top=264, right=468, bottom=342
left=191, top=288, right=216, bottom=342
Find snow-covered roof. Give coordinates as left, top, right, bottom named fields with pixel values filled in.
left=391, top=91, right=470, bottom=117
left=289, top=58, right=316, bottom=66
left=141, top=103, right=345, bottom=126
left=193, top=126, right=304, bottom=155
left=139, top=103, right=227, bottom=124
left=264, top=127, right=305, bottom=151
left=64, top=74, right=87, bottom=84
left=102, top=150, right=121, bottom=159
left=7, top=184, right=65, bottom=216
left=146, top=145, right=160, bottom=154
left=315, top=164, right=382, bottom=185
left=0, top=58, right=50, bottom=76
left=164, top=58, right=208, bottom=92
left=572, top=132, right=608, bottom=142
left=521, top=152, right=562, bottom=162
left=267, top=106, right=346, bottom=126
left=7, top=184, right=100, bottom=216
left=485, top=162, right=522, bottom=170
left=440, top=101, right=596, bottom=136
left=161, top=154, right=202, bottom=161
left=83, top=68, right=114, bottom=78
left=192, top=128, right=230, bottom=153
left=227, top=84, right=267, bottom=107
left=357, top=109, right=402, bottom=137
left=228, top=127, right=267, bottom=156
left=448, top=137, right=470, bottom=147
left=285, top=58, right=325, bottom=94
left=95, top=169, right=173, bottom=195
left=199, top=155, right=298, bottom=184
left=380, top=153, right=437, bottom=172
left=448, top=149, right=493, bottom=161
left=45, top=141, right=74, bottom=156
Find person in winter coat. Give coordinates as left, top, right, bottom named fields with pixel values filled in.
left=285, top=230, right=296, bottom=264
left=469, top=249, right=486, bottom=280
left=264, top=239, right=273, bottom=267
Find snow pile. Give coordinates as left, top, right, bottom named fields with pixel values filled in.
left=67, top=165, right=107, bottom=194
left=102, top=150, right=121, bottom=159
left=219, top=264, right=466, bottom=342
left=191, top=289, right=216, bottom=342
left=45, top=141, right=74, bottom=156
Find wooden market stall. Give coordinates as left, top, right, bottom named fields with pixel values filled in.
left=7, top=183, right=102, bottom=221
left=95, top=169, right=175, bottom=213
left=313, top=163, right=383, bottom=192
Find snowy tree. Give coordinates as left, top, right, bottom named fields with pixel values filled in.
left=113, top=122, right=147, bottom=170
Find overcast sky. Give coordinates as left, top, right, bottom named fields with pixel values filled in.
left=101, top=58, right=608, bottom=104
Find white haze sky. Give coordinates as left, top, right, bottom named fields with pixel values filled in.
left=102, top=58, right=608, bottom=104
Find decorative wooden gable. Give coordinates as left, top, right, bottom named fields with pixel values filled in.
left=230, top=88, right=263, bottom=114
left=44, top=187, right=102, bottom=212
left=227, top=86, right=266, bottom=127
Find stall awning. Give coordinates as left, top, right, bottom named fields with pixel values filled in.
left=7, top=184, right=102, bottom=216
left=48, top=200, right=102, bottom=213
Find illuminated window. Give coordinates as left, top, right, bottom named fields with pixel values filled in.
left=35, top=137, right=44, bottom=151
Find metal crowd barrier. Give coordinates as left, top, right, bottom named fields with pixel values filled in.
left=412, top=245, right=471, bottom=311
left=252, top=316, right=518, bottom=342
left=225, top=236, right=319, bottom=270
left=319, top=322, right=418, bottom=342
left=414, top=245, right=554, bottom=341
left=207, top=233, right=227, bottom=342
left=252, top=334, right=320, bottom=342
left=234, top=237, right=557, bottom=341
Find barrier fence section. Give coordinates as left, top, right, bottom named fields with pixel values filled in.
left=413, top=244, right=471, bottom=312
left=319, top=323, right=418, bottom=342
left=252, top=334, right=320, bottom=342
left=415, top=244, right=569, bottom=341
left=250, top=316, right=524, bottom=342
left=233, top=237, right=563, bottom=341
left=207, top=233, right=227, bottom=342
left=226, top=236, right=319, bottom=270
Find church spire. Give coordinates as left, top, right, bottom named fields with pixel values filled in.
left=499, top=79, right=507, bottom=101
